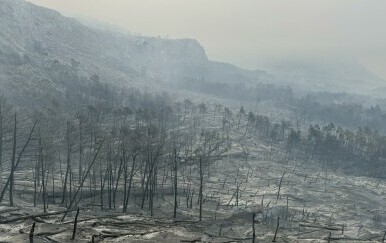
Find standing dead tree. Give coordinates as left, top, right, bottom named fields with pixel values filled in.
left=62, top=121, right=75, bottom=205
left=252, top=213, right=256, bottom=243
left=173, top=147, right=178, bottom=219
left=62, top=140, right=104, bottom=221
left=71, top=207, right=80, bottom=240
left=199, top=156, right=203, bottom=221
left=29, top=221, right=36, bottom=243
left=275, top=172, right=286, bottom=204
left=0, top=117, right=36, bottom=204
left=272, top=217, right=280, bottom=242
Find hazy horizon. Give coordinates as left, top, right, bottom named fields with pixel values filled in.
left=28, top=0, right=386, bottom=80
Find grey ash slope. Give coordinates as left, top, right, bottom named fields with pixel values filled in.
left=0, top=0, right=270, bottom=105
left=1, top=0, right=384, bottom=107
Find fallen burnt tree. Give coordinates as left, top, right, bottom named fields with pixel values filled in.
left=0, top=209, right=76, bottom=224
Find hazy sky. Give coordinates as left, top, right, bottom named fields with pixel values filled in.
left=29, top=0, right=386, bottom=79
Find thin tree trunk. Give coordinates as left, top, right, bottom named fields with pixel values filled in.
left=0, top=103, right=3, bottom=191
left=71, top=207, right=80, bottom=240
left=29, top=221, right=36, bottom=243
left=276, top=172, right=286, bottom=204
left=9, top=113, right=17, bottom=206
left=123, top=156, right=136, bottom=212
left=61, top=141, right=103, bottom=221
left=78, top=119, right=83, bottom=184
left=113, top=158, right=124, bottom=210
left=273, top=217, right=280, bottom=242
left=62, top=122, right=72, bottom=204
left=39, top=136, right=46, bottom=213
left=199, top=156, right=203, bottom=221
left=0, top=120, right=36, bottom=203
left=52, top=166, right=55, bottom=204
left=33, top=162, right=37, bottom=207
left=173, top=148, right=178, bottom=219
left=252, top=213, right=256, bottom=243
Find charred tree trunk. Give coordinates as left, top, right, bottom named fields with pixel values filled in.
left=71, top=207, right=80, bottom=240
left=173, top=148, right=178, bottom=219
left=0, top=120, right=36, bottom=204
left=199, top=156, right=203, bottom=221
left=123, top=156, right=136, bottom=212
left=78, top=119, right=83, bottom=184
left=62, top=122, right=72, bottom=205
left=9, top=113, right=17, bottom=206
left=113, top=158, right=124, bottom=210
left=61, top=141, right=103, bottom=221
left=39, top=135, right=47, bottom=213
left=0, top=103, right=3, bottom=191
left=29, top=221, right=36, bottom=243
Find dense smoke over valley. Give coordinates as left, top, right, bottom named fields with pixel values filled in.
left=0, top=0, right=386, bottom=242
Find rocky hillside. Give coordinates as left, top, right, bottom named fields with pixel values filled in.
left=0, top=0, right=269, bottom=106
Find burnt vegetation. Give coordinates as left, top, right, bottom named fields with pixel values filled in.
left=1, top=2, right=386, bottom=241
left=1, top=72, right=386, bottom=241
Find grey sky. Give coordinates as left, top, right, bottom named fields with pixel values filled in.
left=28, top=0, right=386, bottom=79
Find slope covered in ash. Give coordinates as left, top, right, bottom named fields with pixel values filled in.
left=0, top=0, right=270, bottom=107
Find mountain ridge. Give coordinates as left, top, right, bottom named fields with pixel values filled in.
left=0, top=0, right=272, bottom=106
left=0, top=0, right=385, bottom=105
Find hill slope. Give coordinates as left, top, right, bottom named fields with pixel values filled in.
left=0, top=0, right=271, bottom=106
